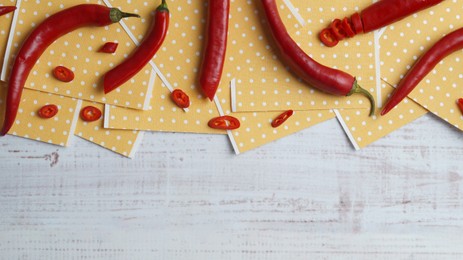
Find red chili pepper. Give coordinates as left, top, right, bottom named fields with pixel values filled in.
left=208, top=115, right=240, bottom=130
left=457, top=98, right=463, bottom=115
left=80, top=106, right=102, bottom=122
left=38, top=104, right=59, bottom=119
left=260, top=0, right=375, bottom=116
left=319, top=28, right=339, bottom=47
left=0, top=6, right=16, bottom=16
left=320, top=0, right=443, bottom=46
left=103, top=0, right=169, bottom=94
left=381, top=28, right=463, bottom=116
left=171, top=89, right=190, bottom=109
left=0, top=4, right=139, bottom=136
left=198, top=0, right=230, bottom=101
left=271, top=110, right=293, bottom=128
left=98, top=42, right=118, bottom=53
left=52, top=66, right=74, bottom=82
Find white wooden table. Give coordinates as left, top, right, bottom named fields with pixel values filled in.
left=1, top=114, right=463, bottom=259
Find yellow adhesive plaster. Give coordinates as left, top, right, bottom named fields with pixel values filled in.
left=2, top=0, right=152, bottom=110
left=380, top=0, right=463, bottom=130
left=335, top=84, right=428, bottom=150
left=1, top=0, right=15, bottom=70
left=227, top=110, right=335, bottom=154
left=104, top=74, right=224, bottom=134
left=0, top=81, right=80, bottom=146
left=230, top=0, right=376, bottom=112
left=75, top=100, right=143, bottom=158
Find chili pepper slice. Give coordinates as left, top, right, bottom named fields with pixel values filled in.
left=457, top=98, right=463, bottom=115
left=80, top=106, right=102, bottom=122
left=0, top=4, right=139, bottom=136
left=98, top=42, right=118, bottom=53
left=341, top=17, right=355, bottom=38
left=319, top=28, right=339, bottom=47
left=52, top=66, right=74, bottom=82
left=171, top=89, right=190, bottom=109
left=208, top=115, right=240, bottom=130
left=350, top=13, right=364, bottom=34
left=330, top=19, right=347, bottom=41
left=0, top=6, right=16, bottom=16
left=271, top=110, right=294, bottom=128
left=38, top=104, right=59, bottom=119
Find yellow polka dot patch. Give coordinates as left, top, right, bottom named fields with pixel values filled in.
left=228, top=110, right=335, bottom=154
left=0, top=81, right=80, bottom=146
left=2, top=0, right=153, bottom=110
left=105, top=75, right=226, bottom=134
left=1, top=0, right=15, bottom=69
left=335, top=84, right=428, bottom=149
left=230, top=0, right=376, bottom=112
left=75, top=100, right=143, bottom=158
left=380, top=0, right=463, bottom=130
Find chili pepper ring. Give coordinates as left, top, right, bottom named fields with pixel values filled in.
left=0, top=4, right=139, bottom=136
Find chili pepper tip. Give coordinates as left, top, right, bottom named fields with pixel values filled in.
left=348, top=81, right=376, bottom=116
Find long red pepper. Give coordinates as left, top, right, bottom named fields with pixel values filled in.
left=260, top=0, right=375, bottom=115
left=103, top=0, right=169, bottom=94
left=0, top=4, right=139, bottom=136
left=381, top=27, right=463, bottom=116
left=319, top=0, right=444, bottom=47
left=198, top=0, right=230, bottom=101
left=0, top=6, right=16, bottom=16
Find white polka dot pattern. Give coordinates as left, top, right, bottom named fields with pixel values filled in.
left=380, top=0, right=463, bottom=131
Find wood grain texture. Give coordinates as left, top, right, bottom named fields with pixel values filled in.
left=1, top=114, right=463, bottom=259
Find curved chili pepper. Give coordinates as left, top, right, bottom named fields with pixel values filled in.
left=208, top=115, right=240, bottom=130
left=381, top=27, right=463, bottom=116
left=198, top=0, right=230, bottom=101
left=271, top=110, right=293, bottom=128
left=103, top=0, right=169, bottom=94
left=0, top=6, right=16, bottom=16
left=319, top=0, right=444, bottom=47
left=260, top=0, right=375, bottom=116
left=0, top=4, right=139, bottom=136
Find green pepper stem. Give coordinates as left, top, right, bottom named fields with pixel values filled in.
left=348, top=81, right=376, bottom=116
left=157, top=0, right=169, bottom=12
left=109, top=8, right=140, bottom=23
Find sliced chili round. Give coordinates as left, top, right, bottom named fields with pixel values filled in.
left=351, top=13, right=364, bottom=34
left=52, top=65, right=74, bottom=82
left=457, top=98, right=463, bottom=115
left=80, top=106, right=102, bottom=122
left=98, top=42, right=119, bottom=53
left=330, top=19, right=347, bottom=41
left=319, top=28, right=339, bottom=47
left=341, top=17, right=356, bottom=38
left=271, top=110, right=293, bottom=128
left=171, top=89, right=190, bottom=109
left=38, top=104, right=59, bottom=119
left=208, top=115, right=240, bottom=130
